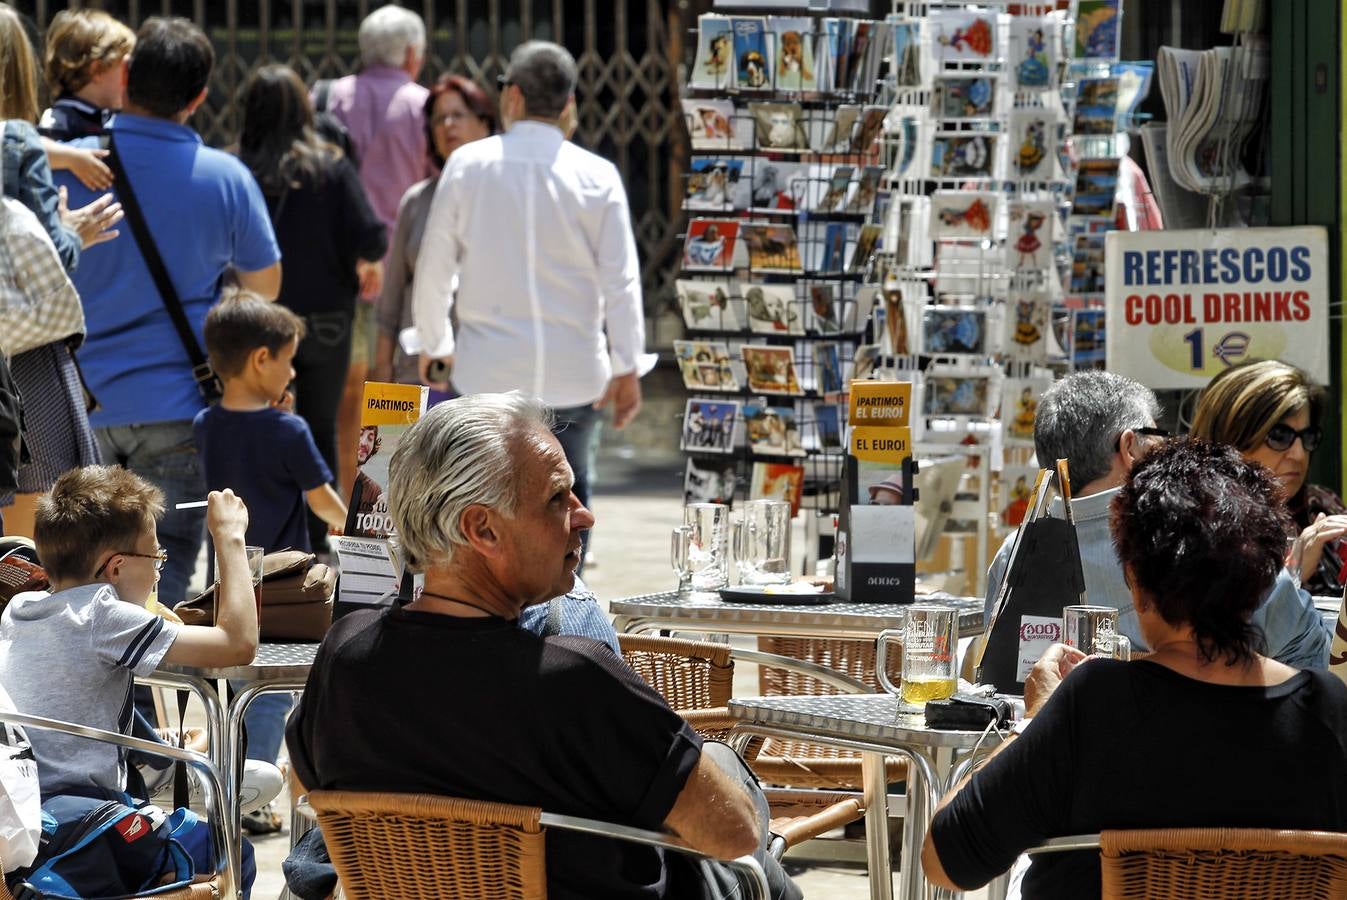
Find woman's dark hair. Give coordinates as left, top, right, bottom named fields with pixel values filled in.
left=1111, top=437, right=1289, bottom=666
left=239, top=64, right=339, bottom=194
left=423, top=73, right=497, bottom=168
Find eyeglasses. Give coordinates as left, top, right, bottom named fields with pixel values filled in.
left=1265, top=423, right=1323, bottom=453
left=95, top=549, right=168, bottom=577
left=430, top=110, right=482, bottom=127
left=1113, top=426, right=1170, bottom=451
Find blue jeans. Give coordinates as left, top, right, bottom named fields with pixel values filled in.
left=551, top=404, right=600, bottom=568
left=239, top=690, right=293, bottom=763
left=96, top=420, right=206, bottom=608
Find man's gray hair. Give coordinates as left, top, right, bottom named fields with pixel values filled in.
left=505, top=40, right=576, bottom=120
left=358, top=5, right=425, bottom=69
left=1033, top=370, right=1160, bottom=489
left=388, top=392, right=554, bottom=572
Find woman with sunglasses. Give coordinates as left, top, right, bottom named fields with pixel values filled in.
left=1191, top=358, right=1347, bottom=595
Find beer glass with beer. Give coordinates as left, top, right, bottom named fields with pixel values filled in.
left=877, top=605, right=958, bottom=709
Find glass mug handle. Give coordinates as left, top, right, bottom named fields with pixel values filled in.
left=1113, top=634, right=1132, bottom=661
left=670, top=526, right=692, bottom=589
left=875, top=628, right=902, bottom=695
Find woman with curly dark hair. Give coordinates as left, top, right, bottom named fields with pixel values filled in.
left=923, top=438, right=1347, bottom=899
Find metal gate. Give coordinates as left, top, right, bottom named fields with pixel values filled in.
left=17, top=0, right=685, bottom=324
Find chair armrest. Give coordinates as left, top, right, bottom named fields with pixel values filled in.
left=0, top=710, right=239, bottom=898
left=539, top=811, right=771, bottom=900
left=1025, top=834, right=1102, bottom=854
left=727, top=647, right=875, bottom=694
left=680, top=707, right=740, bottom=741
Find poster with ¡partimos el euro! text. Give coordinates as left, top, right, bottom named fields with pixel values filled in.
left=1104, top=226, right=1329, bottom=389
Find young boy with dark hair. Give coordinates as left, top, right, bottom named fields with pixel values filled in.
left=195, top=298, right=347, bottom=553
left=0, top=468, right=262, bottom=894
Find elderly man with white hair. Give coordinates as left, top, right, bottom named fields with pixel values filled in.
left=286, top=392, right=800, bottom=900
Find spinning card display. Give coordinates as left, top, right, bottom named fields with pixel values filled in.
left=1072, top=159, right=1119, bottom=217
left=933, top=76, right=996, bottom=119
left=683, top=218, right=739, bottom=270
left=691, top=16, right=734, bottom=90
left=1010, top=16, right=1056, bottom=90
left=750, top=462, right=805, bottom=516
left=732, top=17, right=772, bottom=90
left=930, top=191, right=997, bottom=239
left=1009, top=110, right=1056, bottom=180
left=925, top=375, right=994, bottom=417
left=923, top=307, right=987, bottom=356
left=931, top=11, right=996, bottom=63
left=742, top=283, right=803, bottom=335
left=681, top=399, right=740, bottom=454
left=1075, top=0, right=1121, bottom=60
left=676, top=279, right=739, bottom=331
left=744, top=402, right=806, bottom=457
left=685, top=457, right=737, bottom=506
left=686, top=158, right=748, bottom=211
left=741, top=345, right=802, bottom=395
left=750, top=102, right=810, bottom=152
left=931, top=135, right=996, bottom=178
left=1002, top=293, right=1051, bottom=363
left=674, top=340, right=738, bottom=392
left=769, top=16, right=818, bottom=91
left=1005, top=200, right=1057, bottom=271
left=1073, top=77, right=1119, bottom=135
left=682, top=99, right=742, bottom=151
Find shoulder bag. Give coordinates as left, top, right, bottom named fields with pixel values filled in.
left=176, top=549, right=336, bottom=642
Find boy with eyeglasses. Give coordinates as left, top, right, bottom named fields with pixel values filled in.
left=0, top=466, right=267, bottom=895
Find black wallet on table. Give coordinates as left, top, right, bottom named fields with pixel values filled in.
left=924, top=692, right=1013, bottom=731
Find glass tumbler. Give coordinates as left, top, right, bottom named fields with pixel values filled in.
left=1062, top=605, right=1120, bottom=658
left=734, top=499, right=792, bottom=586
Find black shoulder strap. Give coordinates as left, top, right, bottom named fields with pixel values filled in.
left=313, top=79, right=332, bottom=113
left=101, top=135, right=216, bottom=393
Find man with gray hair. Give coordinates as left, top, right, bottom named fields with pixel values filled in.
left=287, top=393, right=799, bottom=900
left=412, top=41, right=645, bottom=537
left=984, top=370, right=1328, bottom=667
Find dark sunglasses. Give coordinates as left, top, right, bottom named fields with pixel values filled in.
left=1265, top=423, right=1323, bottom=453
left=1114, top=426, right=1169, bottom=450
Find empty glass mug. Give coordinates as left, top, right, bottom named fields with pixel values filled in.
left=671, top=503, right=730, bottom=592
left=1062, top=605, right=1129, bottom=659
left=734, top=499, right=792, bottom=586
left=876, top=605, right=958, bottom=709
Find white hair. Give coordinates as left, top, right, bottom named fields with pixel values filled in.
left=388, top=392, right=553, bottom=572
left=358, top=5, right=426, bottom=69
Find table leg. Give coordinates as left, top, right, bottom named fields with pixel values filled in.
left=862, top=751, right=894, bottom=900
left=898, top=751, right=941, bottom=900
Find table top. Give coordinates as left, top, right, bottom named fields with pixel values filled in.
left=728, top=693, right=1002, bottom=751
left=158, top=642, right=318, bottom=681
left=611, top=591, right=985, bottom=635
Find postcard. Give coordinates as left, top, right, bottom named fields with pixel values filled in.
left=924, top=375, right=993, bottom=417
left=1009, top=110, right=1057, bottom=180
left=1010, top=15, right=1056, bottom=90
left=741, top=282, right=802, bottom=335
left=999, top=465, right=1038, bottom=526
left=843, top=166, right=882, bottom=216
left=852, top=343, right=882, bottom=382
left=732, top=17, right=772, bottom=90
left=748, top=160, right=802, bottom=211
left=929, top=191, right=997, bottom=239
left=1005, top=200, right=1057, bottom=271
left=750, top=101, right=810, bottom=152
left=848, top=224, right=882, bottom=273
left=690, top=15, right=734, bottom=90
left=1075, top=0, right=1121, bottom=60
left=683, top=218, right=739, bottom=271
left=1003, top=292, right=1051, bottom=363
left=1069, top=235, right=1106, bottom=294
left=930, top=11, right=996, bottom=63
left=808, top=284, right=840, bottom=334
left=750, top=461, right=804, bottom=516
left=673, top=340, right=738, bottom=392
left=676, top=278, right=739, bottom=331
left=892, top=22, right=922, bottom=87
left=682, top=99, right=742, bottom=151
left=932, top=76, right=995, bottom=118
left=819, top=105, right=860, bottom=154
left=850, top=105, right=887, bottom=154
left=1073, top=77, right=1119, bottom=135
left=930, top=134, right=996, bottom=178
left=769, top=16, right=818, bottom=91
left=741, top=344, right=802, bottom=395
left=681, top=399, right=740, bottom=454
left=1072, top=309, right=1106, bottom=364
left=744, top=402, right=806, bottom=457
left=880, top=285, right=913, bottom=356
left=1002, top=377, right=1052, bottom=443
left=685, top=457, right=737, bottom=506
left=741, top=223, right=802, bottom=273
left=819, top=222, right=850, bottom=272
left=814, top=342, right=844, bottom=395
left=814, top=403, right=843, bottom=450
left=923, top=306, right=986, bottom=355
left=817, top=166, right=853, bottom=213
left=686, top=158, right=748, bottom=211
left=1071, top=159, right=1119, bottom=217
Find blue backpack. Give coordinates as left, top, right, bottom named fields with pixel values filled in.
left=6, top=795, right=196, bottom=900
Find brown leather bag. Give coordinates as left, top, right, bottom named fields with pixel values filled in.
left=177, top=549, right=335, bottom=642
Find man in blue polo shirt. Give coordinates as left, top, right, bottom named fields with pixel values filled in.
left=54, top=17, right=281, bottom=607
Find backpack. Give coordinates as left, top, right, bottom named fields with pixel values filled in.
left=7, top=796, right=196, bottom=900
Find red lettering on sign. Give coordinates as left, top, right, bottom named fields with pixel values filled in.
left=1124, top=295, right=1143, bottom=325
left=1292, top=291, right=1311, bottom=320
left=1203, top=293, right=1221, bottom=321
left=1273, top=292, right=1292, bottom=320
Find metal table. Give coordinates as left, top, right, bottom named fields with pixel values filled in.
left=611, top=591, right=986, bottom=640
left=728, top=694, right=1001, bottom=900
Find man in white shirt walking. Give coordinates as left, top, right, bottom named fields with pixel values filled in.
left=412, top=40, right=644, bottom=526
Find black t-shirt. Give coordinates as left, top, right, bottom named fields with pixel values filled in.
left=287, top=606, right=704, bottom=900
left=931, top=659, right=1347, bottom=898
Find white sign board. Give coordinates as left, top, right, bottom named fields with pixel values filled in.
left=1104, top=226, right=1329, bottom=389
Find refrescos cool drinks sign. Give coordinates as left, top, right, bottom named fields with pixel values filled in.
left=1104, top=226, right=1329, bottom=389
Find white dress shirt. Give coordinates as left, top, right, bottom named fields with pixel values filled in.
left=412, top=120, right=645, bottom=408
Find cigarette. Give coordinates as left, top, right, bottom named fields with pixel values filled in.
left=175, top=500, right=209, bottom=510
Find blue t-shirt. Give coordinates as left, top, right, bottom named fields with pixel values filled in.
left=55, top=114, right=279, bottom=427
left=193, top=406, right=333, bottom=553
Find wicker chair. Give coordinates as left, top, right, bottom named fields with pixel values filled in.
left=0, top=710, right=235, bottom=900
left=307, top=790, right=769, bottom=900
left=1028, top=828, right=1347, bottom=899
